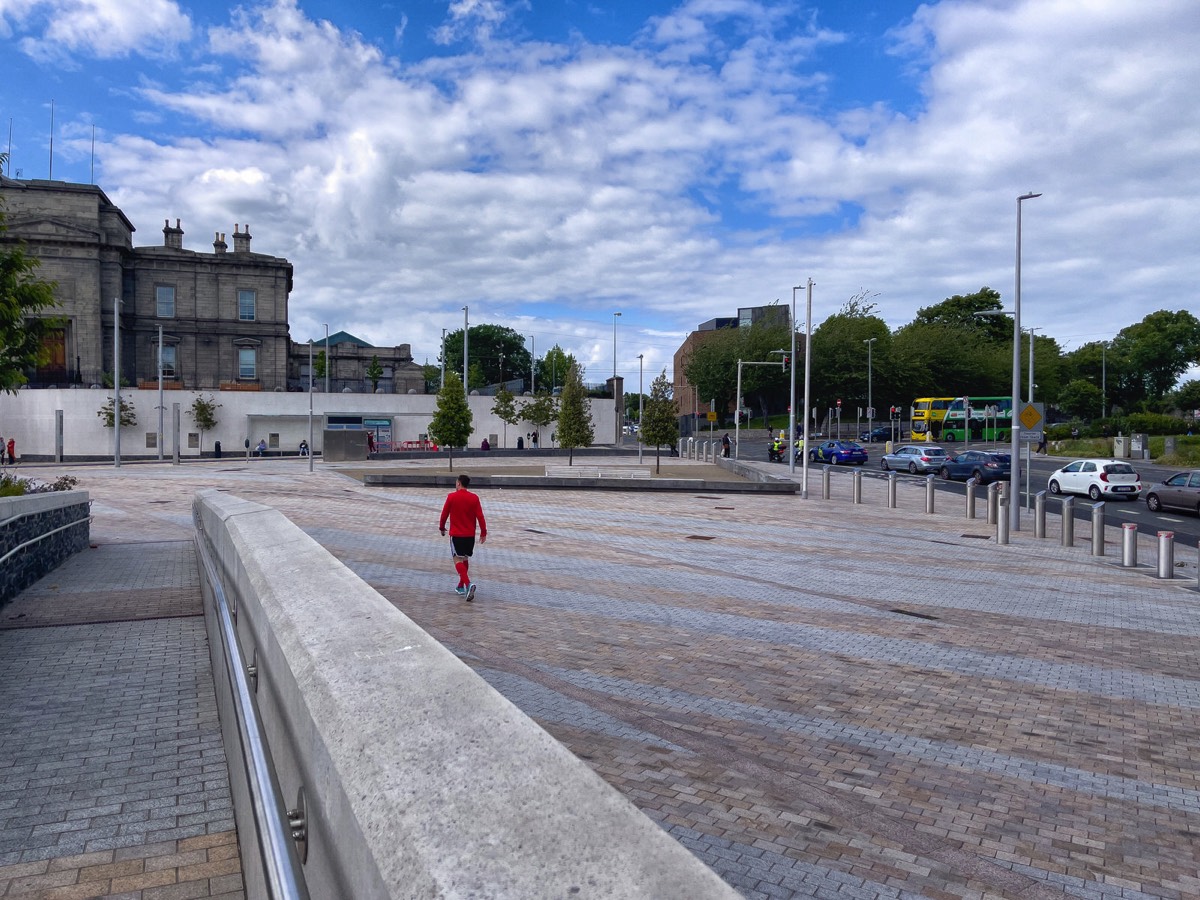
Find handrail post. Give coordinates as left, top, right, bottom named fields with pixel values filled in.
left=1061, top=496, right=1075, bottom=547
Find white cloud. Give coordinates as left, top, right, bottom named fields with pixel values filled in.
left=66, top=0, right=1200, bottom=383
left=1, top=0, right=190, bottom=59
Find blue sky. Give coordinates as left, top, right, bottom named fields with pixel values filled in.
left=3, top=0, right=1199, bottom=386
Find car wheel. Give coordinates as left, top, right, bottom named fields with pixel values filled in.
left=1088, top=485, right=1102, bottom=501
left=944, top=433, right=956, bottom=442
left=939, top=466, right=951, bottom=480
left=1048, top=479, right=1061, bottom=495
left=880, top=459, right=889, bottom=470
left=809, top=451, right=817, bottom=463
left=830, top=455, right=839, bottom=465
left=972, top=469, right=984, bottom=482
left=1146, top=494, right=1161, bottom=512
left=908, top=462, right=918, bottom=474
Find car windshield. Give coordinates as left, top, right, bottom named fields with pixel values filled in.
left=925, top=449, right=947, bottom=457
left=1104, top=463, right=1136, bottom=475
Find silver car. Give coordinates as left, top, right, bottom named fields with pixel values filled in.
left=1144, top=470, right=1200, bottom=514
left=880, top=444, right=949, bottom=474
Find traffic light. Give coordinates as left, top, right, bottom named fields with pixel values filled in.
left=782, top=355, right=789, bottom=370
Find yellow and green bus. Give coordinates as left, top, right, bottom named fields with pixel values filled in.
left=940, top=396, right=1013, bottom=443
left=910, top=397, right=955, bottom=442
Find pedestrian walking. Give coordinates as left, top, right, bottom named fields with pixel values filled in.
left=5, top=437, right=13, bottom=466
left=438, top=474, right=487, bottom=601
left=721, top=432, right=731, bottom=458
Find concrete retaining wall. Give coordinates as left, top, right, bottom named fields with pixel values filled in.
left=0, top=491, right=91, bottom=604
left=193, top=489, right=738, bottom=900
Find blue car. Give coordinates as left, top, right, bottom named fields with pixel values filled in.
left=808, top=440, right=868, bottom=466
left=937, top=450, right=1011, bottom=482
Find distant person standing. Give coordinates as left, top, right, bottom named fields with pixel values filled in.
left=6, top=437, right=13, bottom=466
left=722, top=433, right=731, bottom=458
left=438, top=474, right=488, bottom=601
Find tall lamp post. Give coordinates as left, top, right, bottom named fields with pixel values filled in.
left=801, top=278, right=814, bottom=498
left=307, top=340, right=314, bottom=473
left=613, top=311, right=622, bottom=445
left=440, top=328, right=447, bottom=391
left=1011, top=191, right=1041, bottom=531
left=863, top=337, right=877, bottom=441
left=788, top=286, right=800, bottom=474
left=637, top=353, right=644, bottom=464
left=462, top=306, right=469, bottom=394
left=324, top=323, right=329, bottom=393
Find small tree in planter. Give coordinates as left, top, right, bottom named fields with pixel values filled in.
left=640, top=369, right=679, bottom=474
left=366, top=355, right=384, bottom=393
left=491, top=387, right=520, bottom=448
left=427, top=372, right=473, bottom=471
left=189, top=394, right=222, bottom=454
left=97, top=396, right=138, bottom=428
left=555, top=362, right=594, bottom=465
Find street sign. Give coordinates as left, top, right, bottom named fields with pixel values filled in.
left=706, top=411, right=717, bottom=422
left=1019, top=402, right=1044, bottom=431
left=1021, top=430, right=1043, bottom=442
left=866, top=406, right=875, bottom=419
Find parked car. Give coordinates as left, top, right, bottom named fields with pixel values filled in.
left=809, top=440, right=868, bottom=465
left=937, top=450, right=1011, bottom=483
left=1144, top=470, right=1200, bottom=514
left=880, top=444, right=949, bottom=474
left=1047, top=459, right=1141, bottom=501
left=858, top=426, right=898, bottom=443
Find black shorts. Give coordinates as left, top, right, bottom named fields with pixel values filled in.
left=449, top=536, right=475, bottom=558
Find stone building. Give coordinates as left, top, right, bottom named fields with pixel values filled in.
left=290, top=331, right=427, bottom=394
left=0, top=176, right=293, bottom=391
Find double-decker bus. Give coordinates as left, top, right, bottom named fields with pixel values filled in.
left=940, top=396, right=1013, bottom=442
left=910, top=397, right=956, bottom=443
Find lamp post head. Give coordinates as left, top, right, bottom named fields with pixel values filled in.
left=1018, top=192, right=1042, bottom=201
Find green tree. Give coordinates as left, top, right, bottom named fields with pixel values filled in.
left=189, top=394, right=221, bottom=453
left=555, top=361, right=594, bottom=464
left=366, top=355, right=384, bottom=393
left=536, top=345, right=576, bottom=393
left=314, top=350, right=327, bottom=382
left=1170, top=379, right=1200, bottom=416
left=522, top=391, right=558, bottom=445
left=1056, top=379, right=1103, bottom=420
left=809, top=297, right=891, bottom=417
left=1109, top=310, right=1200, bottom=410
left=0, top=169, right=61, bottom=393
left=640, top=369, right=679, bottom=473
left=422, top=363, right=441, bottom=393
left=97, top=396, right=138, bottom=428
left=443, top=324, right=532, bottom=390
left=912, top=287, right=1005, bottom=334
left=427, top=372, right=473, bottom=470
left=491, top=386, right=520, bottom=447
left=684, top=319, right=791, bottom=426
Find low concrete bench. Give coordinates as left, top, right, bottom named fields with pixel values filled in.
left=544, top=465, right=652, bottom=478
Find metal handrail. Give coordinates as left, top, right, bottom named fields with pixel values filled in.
left=194, top=523, right=310, bottom=900
left=0, top=514, right=92, bottom=568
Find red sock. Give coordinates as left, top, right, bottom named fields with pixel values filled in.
left=455, top=560, right=469, bottom=586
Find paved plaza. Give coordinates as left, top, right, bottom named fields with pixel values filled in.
left=3, top=456, right=1199, bottom=899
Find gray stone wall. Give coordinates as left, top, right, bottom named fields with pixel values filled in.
left=0, top=492, right=91, bottom=605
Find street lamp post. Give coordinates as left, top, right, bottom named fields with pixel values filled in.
left=440, top=328, right=447, bottom=391
left=1012, top=191, right=1041, bottom=531
left=307, top=340, right=314, bottom=473
left=462, top=306, right=469, bottom=394
left=789, top=286, right=800, bottom=474
left=863, top=337, right=877, bottom=441
left=801, top=278, right=814, bottom=498
left=324, top=323, right=329, bottom=394
left=1025, top=326, right=1039, bottom=509
left=613, top=311, right=622, bottom=445
left=637, top=353, right=644, bottom=464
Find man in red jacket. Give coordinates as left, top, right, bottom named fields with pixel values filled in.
left=438, top=474, right=487, bottom=601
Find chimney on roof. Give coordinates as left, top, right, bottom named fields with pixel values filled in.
left=163, top=218, right=184, bottom=250
left=213, top=231, right=227, bottom=254
left=232, top=223, right=252, bottom=254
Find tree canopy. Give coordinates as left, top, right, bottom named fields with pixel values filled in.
left=427, top=372, right=473, bottom=469
left=555, top=361, right=594, bottom=463
left=641, top=369, right=679, bottom=473
left=443, top=324, right=532, bottom=391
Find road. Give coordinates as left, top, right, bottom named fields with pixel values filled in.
left=815, top=450, right=1200, bottom=548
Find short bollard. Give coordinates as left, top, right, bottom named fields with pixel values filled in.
left=852, top=469, right=863, bottom=504
left=1157, top=531, right=1175, bottom=579
left=1091, top=502, right=1106, bottom=557
left=1121, top=523, right=1138, bottom=567
left=1034, top=491, right=1046, bottom=539
left=888, top=472, right=897, bottom=509
left=997, top=503, right=1009, bottom=544
left=925, top=474, right=936, bottom=514
left=822, top=465, right=832, bottom=500
left=965, top=478, right=977, bottom=519
left=986, top=482, right=1000, bottom=525
left=1061, top=496, right=1075, bottom=547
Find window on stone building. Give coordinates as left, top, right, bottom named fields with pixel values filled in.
left=156, top=285, right=175, bottom=317
left=160, top=346, right=177, bottom=378
left=238, top=289, right=256, bottom=321
left=238, top=348, right=256, bottom=379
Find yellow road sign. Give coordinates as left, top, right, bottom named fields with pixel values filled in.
left=706, top=411, right=718, bottom=422
left=1019, top=402, right=1044, bottom=431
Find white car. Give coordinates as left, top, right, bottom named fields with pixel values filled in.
left=1047, top=459, right=1141, bottom=501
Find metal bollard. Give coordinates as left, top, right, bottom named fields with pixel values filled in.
left=822, top=465, right=831, bottom=500
left=1157, top=531, right=1175, bottom=579
left=1034, top=491, right=1046, bottom=538
left=986, top=482, right=1000, bottom=524
left=888, top=472, right=897, bottom=509
left=1061, top=496, right=1074, bottom=547
left=1121, top=523, right=1138, bottom=567
left=925, top=474, right=936, bottom=514
left=965, top=478, right=977, bottom=519
left=1091, top=502, right=1105, bottom=557
left=853, top=469, right=863, bottom=504
left=997, top=502, right=1009, bottom=544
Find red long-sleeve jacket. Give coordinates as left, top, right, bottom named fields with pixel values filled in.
left=439, top=488, right=487, bottom=538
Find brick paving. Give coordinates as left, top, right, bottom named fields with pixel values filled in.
left=3, top=457, right=1199, bottom=899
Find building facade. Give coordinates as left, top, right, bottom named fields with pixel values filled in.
left=289, top=331, right=428, bottom=395
left=1, top=176, right=293, bottom=391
